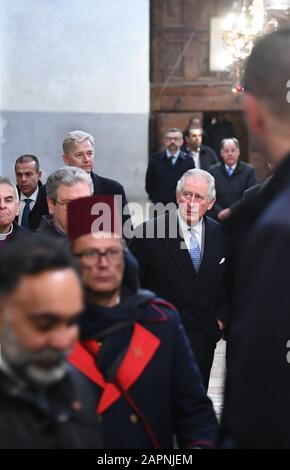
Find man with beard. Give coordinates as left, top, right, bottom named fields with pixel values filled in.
left=145, top=128, right=195, bottom=205
left=67, top=196, right=218, bottom=449
left=0, top=234, right=103, bottom=449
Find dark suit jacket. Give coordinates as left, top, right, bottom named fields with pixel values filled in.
left=145, top=151, right=195, bottom=205
left=130, top=212, right=229, bottom=342
left=91, top=172, right=131, bottom=231
left=220, top=153, right=290, bottom=449
left=209, top=160, right=257, bottom=217
left=185, top=145, right=218, bottom=171
left=17, top=182, right=49, bottom=231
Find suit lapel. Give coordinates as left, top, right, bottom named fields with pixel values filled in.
left=198, top=217, right=216, bottom=274
left=91, top=172, right=102, bottom=195
left=162, top=212, right=197, bottom=282
left=69, top=323, right=160, bottom=414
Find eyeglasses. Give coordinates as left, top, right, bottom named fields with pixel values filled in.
left=74, top=248, right=124, bottom=266
left=55, top=200, right=71, bottom=210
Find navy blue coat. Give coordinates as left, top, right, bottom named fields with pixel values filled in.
left=16, top=182, right=49, bottom=231
left=145, top=151, right=195, bottom=205
left=209, top=160, right=257, bottom=217
left=70, top=291, right=217, bottom=449
left=221, top=153, right=290, bottom=448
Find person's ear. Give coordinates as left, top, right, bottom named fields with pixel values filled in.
left=47, top=197, right=55, bottom=215
left=63, top=153, right=70, bottom=166
left=207, top=197, right=216, bottom=211
left=243, top=93, right=266, bottom=136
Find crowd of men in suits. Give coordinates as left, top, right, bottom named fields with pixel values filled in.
left=1, top=26, right=290, bottom=449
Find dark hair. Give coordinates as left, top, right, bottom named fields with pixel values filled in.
left=244, top=27, right=290, bottom=119
left=0, top=234, right=81, bottom=296
left=15, top=155, right=40, bottom=172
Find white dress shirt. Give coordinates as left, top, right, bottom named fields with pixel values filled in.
left=18, top=187, right=39, bottom=225
left=178, top=210, right=203, bottom=253
left=225, top=163, right=237, bottom=174
left=190, top=148, right=201, bottom=169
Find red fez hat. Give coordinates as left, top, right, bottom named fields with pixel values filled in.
left=67, top=195, right=123, bottom=242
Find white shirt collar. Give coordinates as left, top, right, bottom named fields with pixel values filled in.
left=20, top=186, right=39, bottom=202
left=225, top=163, right=237, bottom=172
left=0, top=224, right=13, bottom=240
left=177, top=209, right=203, bottom=235
left=166, top=149, right=179, bottom=159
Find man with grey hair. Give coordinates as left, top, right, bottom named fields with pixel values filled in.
left=131, top=169, right=229, bottom=389
left=220, top=28, right=290, bottom=449
left=38, top=167, right=93, bottom=238
left=0, top=177, right=27, bottom=247
left=62, top=130, right=131, bottom=231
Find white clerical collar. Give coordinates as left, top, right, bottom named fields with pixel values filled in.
left=177, top=209, right=203, bottom=235
left=20, top=186, right=39, bottom=202
left=0, top=224, right=13, bottom=240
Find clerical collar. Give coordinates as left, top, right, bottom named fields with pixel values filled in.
left=0, top=224, right=13, bottom=241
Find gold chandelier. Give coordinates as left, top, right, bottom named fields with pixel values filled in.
left=221, top=0, right=290, bottom=93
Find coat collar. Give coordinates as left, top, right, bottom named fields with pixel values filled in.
left=69, top=323, right=160, bottom=414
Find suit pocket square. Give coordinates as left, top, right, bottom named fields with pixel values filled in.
left=219, top=258, right=225, bottom=265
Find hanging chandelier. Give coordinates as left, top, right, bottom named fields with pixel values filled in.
left=221, top=0, right=290, bottom=93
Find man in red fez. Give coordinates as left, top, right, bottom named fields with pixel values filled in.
left=67, top=196, right=218, bottom=449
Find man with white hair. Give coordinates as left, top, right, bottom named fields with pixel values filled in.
left=0, top=177, right=27, bottom=247
left=131, top=169, right=229, bottom=388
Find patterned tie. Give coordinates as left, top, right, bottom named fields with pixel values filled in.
left=189, top=230, right=201, bottom=271
left=21, top=198, right=32, bottom=229
left=227, top=166, right=234, bottom=177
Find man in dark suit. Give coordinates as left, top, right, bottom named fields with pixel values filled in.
left=0, top=177, right=27, bottom=247
left=131, top=169, right=229, bottom=389
left=15, top=155, right=49, bottom=231
left=220, top=28, right=290, bottom=449
left=184, top=126, right=218, bottom=171
left=62, top=130, right=131, bottom=231
left=208, top=138, right=257, bottom=221
left=145, top=128, right=195, bottom=205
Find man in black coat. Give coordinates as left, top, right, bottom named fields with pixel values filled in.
left=0, top=177, right=27, bottom=248
left=37, top=167, right=93, bottom=239
left=62, top=130, right=131, bottom=231
left=184, top=126, right=218, bottom=171
left=131, top=169, right=229, bottom=389
left=0, top=235, right=103, bottom=449
left=220, top=28, right=290, bottom=449
left=15, top=155, right=49, bottom=231
left=145, top=128, right=195, bottom=205
left=208, top=138, right=257, bottom=221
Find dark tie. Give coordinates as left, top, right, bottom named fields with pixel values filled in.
left=21, top=199, right=32, bottom=229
